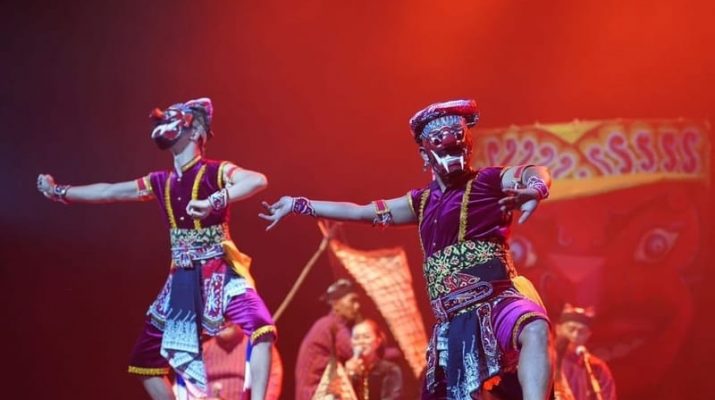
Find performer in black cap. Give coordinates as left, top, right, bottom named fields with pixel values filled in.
left=555, top=304, right=616, bottom=400
left=295, top=279, right=363, bottom=400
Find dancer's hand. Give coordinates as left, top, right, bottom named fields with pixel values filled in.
left=498, top=188, right=540, bottom=224
left=36, top=174, right=56, bottom=199
left=258, top=196, right=293, bottom=231
left=186, top=199, right=212, bottom=219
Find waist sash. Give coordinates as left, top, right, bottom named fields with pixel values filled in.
left=170, top=224, right=230, bottom=268
left=423, top=239, right=515, bottom=301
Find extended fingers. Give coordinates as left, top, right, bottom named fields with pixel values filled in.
left=498, top=196, right=514, bottom=206
left=518, top=208, right=533, bottom=224
left=186, top=202, right=207, bottom=218
left=266, top=219, right=280, bottom=231
left=257, top=212, right=274, bottom=221
left=499, top=195, right=518, bottom=212
left=262, top=200, right=285, bottom=213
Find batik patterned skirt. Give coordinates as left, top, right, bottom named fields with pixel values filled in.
left=421, top=240, right=549, bottom=399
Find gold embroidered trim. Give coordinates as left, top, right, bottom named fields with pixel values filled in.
left=251, top=325, right=277, bottom=343
left=458, top=176, right=476, bottom=242
left=127, top=366, right=169, bottom=376
left=192, top=165, right=208, bottom=229
left=136, top=176, right=154, bottom=200
left=180, top=155, right=202, bottom=172
left=511, top=311, right=542, bottom=350
left=406, top=191, right=417, bottom=219
left=417, top=189, right=431, bottom=255
left=164, top=174, right=177, bottom=229
left=142, top=176, right=153, bottom=194
left=217, top=161, right=228, bottom=189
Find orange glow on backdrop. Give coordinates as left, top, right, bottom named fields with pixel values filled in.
left=474, top=119, right=710, bottom=396
left=3, top=0, right=714, bottom=399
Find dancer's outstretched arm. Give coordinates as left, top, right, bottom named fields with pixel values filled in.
left=36, top=174, right=153, bottom=204
left=259, top=195, right=417, bottom=231
left=186, top=163, right=268, bottom=219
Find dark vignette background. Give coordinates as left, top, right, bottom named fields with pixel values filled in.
left=2, top=1, right=713, bottom=398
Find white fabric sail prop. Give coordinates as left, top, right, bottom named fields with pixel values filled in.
left=312, top=358, right=358, bottom=400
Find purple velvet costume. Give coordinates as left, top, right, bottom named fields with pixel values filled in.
left=409, top=167, right=548, bottom=399
left=127, top=157, right=275, bottom=392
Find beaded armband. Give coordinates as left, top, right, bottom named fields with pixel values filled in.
left=372, top=199, right=394, bottom=227
left=52, top=185, right=71, bottom=204
left=526, top=175, right=549, bottom=200
left=223, top=165, right=240, bottom=188
left=292, top=196, right=316, bottom=217
left=208, top=188, right=229, bottom=212
left=136, top=177, right=153, bottom=200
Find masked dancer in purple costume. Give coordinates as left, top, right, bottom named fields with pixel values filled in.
left=37, top=98, right=276, bottom=400
left=260, top=100, right=553, bottom=399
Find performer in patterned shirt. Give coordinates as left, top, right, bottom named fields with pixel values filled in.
left=37, top=97, right=276, bottom=400
left=260, top=99, right=553, bottom=399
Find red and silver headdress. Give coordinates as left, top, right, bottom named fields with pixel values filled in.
left=409, top=99, right=480, bottom=178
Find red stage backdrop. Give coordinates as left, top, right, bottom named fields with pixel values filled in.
left=474, top=119, right=711, bottom=397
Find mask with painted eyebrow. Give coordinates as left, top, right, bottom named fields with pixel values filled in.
left=421, top=121, right=473, bottom=178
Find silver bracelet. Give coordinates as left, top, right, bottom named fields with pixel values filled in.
left=51, top=185, right=71, bottom=205
left=208, top=188, right=229, bottom=212
left=291, top=196, right=317, bottom=217
left=526, top=176, right=550, bottom=200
